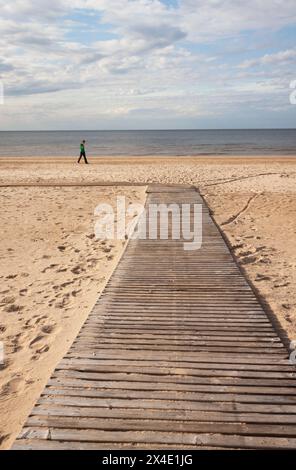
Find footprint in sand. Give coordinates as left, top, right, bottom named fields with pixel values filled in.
left=1, top=377, right=24, bottom=396
left=240, top=249, right=256, bottom=257
left=282, top=303, right=291, bottom=310
left=19, top=289, right=28, bottom=297
left=57, top=267, right=67, bottom=273
left=0, top=434, right=9, bottom=446
left=239, top=255, right=258, bottom=265
left=24, top=320, right=33, bottom=330
left=25, top=379, right=35, bottom=385
left=36, top=345, right=50, bottom=354
left=60, top=281, right=75, bottom=289
left=1, top=296, right=16, bottom=305
left=233, top=243, right=244, bottom=250
left=255, top=274, right=271, bottom=282
left=71, top=265, right=85, bottom=275
left=274, top=282, right=290, bottom=288
left=34, top=315, right=47, bottom=324
left=10, top=334, right=23, bottom=352
left=41, top=324, right=56, bottom=334
left=0, top=290, right=10, bottom=296
left=87, top=258, right=99, bottom=268
left=4, top=304, right=24, bottom=314
left=29, top=335, right=45, bottom=347
left=42, top=264, right=58, bottom=273
left=55, top=293, right=71, bottom=308
left=71, top=290, right=81, bottom=297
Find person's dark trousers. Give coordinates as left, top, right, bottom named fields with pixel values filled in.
left=78, top=152, right=89, bottom=164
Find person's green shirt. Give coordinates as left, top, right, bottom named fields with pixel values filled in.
left=80, top=143, right=85, bottom=153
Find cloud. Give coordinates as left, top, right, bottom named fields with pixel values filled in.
left=0, top=0, right=70, bottom=20
left=0, top=0, right=295, bottom=129
left=179, top=0, right=296, bottom=40
left=240, top=49, right=296, bottom=68
left=0, top=61, right=14, bottom=73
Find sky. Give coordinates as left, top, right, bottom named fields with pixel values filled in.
left=0, top=0, right=296, bottom=130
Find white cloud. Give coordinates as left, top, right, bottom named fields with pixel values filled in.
left=0, top=0, right=295, bottom=128
left=179, top=0, right=296, bottom=40
left=240, top=49, right=296, bottom=69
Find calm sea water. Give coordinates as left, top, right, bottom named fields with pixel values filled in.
left=0, top=130, right=295, bottom=157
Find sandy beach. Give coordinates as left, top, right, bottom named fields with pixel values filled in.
left=0, top=155, right=296, bottom=449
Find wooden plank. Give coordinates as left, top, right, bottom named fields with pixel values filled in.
left=12, top=440, right=200, bottom=450
left=61, top=351, right=290, bottom=363
left=29, top=405, right=296, bottom=424
left=25, top=416, right=296, bottom=437
left=56, top=363, right=295, bottom=379
left=14, top=428, right=296, bottom=449
left=74, top=337, right=282, bottom=347
left=47, top=378, right=296, bottom=396
left=37, top=395, right=296, bottom=414
left=40, top=387, right=296, bottom=404
left=52, top=370, right=296, bottom=387
left=58, top=356, right=292, bottom=368
left=67, top=345, right=285, bottom=355
left=77, top=331, right=278, bottom=339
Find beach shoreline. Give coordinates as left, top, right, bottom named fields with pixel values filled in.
left=0, top=155, right=296, bottom=164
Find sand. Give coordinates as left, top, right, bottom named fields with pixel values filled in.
left=0, top=155, right=295, bottom=449
left=0, top=181, right=147, bottom=449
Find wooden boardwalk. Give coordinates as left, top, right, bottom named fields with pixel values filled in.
left=13, top=185, right=296, bottom=450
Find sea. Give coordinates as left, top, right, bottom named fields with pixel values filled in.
left=0, top=129, right=295, bottom=157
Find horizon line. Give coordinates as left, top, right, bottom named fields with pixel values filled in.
left=1, top=128, right=296, bottom=132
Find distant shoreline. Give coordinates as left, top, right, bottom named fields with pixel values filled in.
left=1, top=155, right=296, bottom=164
left=1, top=128, right=296, bottom=132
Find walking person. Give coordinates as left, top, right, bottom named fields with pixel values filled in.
left=78, top=140, right=89, bottom=164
